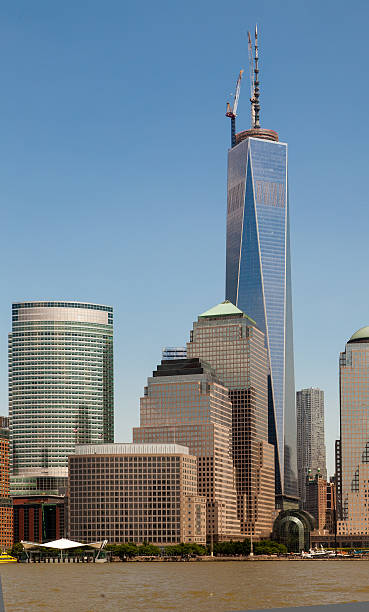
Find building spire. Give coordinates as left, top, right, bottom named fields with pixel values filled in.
left=253, top=25, right=260, bottom=129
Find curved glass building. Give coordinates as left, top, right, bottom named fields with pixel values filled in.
left=9, top=301, right=113, bottom=495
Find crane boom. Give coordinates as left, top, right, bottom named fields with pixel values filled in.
left=226, top=69, right=243, bottom=148
left=232, top=69, right=243, bottom=117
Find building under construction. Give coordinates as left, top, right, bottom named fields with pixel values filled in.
left=225, top=28, right=298, bottom=509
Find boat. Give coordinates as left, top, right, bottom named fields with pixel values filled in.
left=301, top=546, right=336, bottom=558
left=0, top=553, right=17, bottom=564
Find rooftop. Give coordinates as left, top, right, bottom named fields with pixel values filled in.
left=348, top=326, right=369, bottom=344
left=73, top=443, right=190, bottom=456
left=199, top=300, right=256, bottom=324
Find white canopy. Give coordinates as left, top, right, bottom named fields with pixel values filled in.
left=39, top=538, right=84, bottom=550
left=21, top=538, right=107, bottom=551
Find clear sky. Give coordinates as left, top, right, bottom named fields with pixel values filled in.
left=1, top=0, right=369, bottom=475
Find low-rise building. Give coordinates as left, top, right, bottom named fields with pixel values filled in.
left=12, top=495, right=66, bottom=543
left=68, top=443, right=206, bottom=546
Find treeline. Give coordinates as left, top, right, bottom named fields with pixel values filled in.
left=106, top=539, right=286, bottom=558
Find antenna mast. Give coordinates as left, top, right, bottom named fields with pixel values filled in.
left=247, top=31, right=255, bottom=128
left=253, top=25, right=260, bottom=129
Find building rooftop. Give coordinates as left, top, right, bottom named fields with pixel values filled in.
left=153, top=357, right=217, bottom=380
left=199, top=300, right=256, bottom=324
left=348, top=326, right=369, bottom=344
left=73, top=443, right=190, bottom=456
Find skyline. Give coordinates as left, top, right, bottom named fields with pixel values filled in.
left=2, top=1, right=369, bottom=475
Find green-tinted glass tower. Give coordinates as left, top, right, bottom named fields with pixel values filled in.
left=9, top=301, right=114, bottom=495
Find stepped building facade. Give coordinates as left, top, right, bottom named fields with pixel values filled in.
left=186, top=301, right=275, bottom=538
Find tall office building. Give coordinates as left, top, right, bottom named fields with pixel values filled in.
left=162, top=347, right=187, bottom=360
left=296, top=388, right=327, bottom=507
left=133, top=357, right=241, bottom=541
left=337, top=326, right=369, bottom=534
left=9, top=301, right=114, bottom=495
left=186, top=301, right=275, bottom=538
left=225, top=29, right=297, bottom=502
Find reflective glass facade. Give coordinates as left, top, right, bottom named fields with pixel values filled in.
left=9, top=301, right=114, bottom=495
left=226, top=136, right=297, bottom=498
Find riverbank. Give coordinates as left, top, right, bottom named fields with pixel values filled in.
left=119, top=554, right=369, bottom=562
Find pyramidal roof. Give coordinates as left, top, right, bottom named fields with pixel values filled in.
left=199, top=301, right=256, bottom=324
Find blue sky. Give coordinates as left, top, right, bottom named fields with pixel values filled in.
left=1, top=0, right=369, bottom=474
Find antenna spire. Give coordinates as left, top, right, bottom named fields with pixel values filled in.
left=253, top=25, right=260, bottom=129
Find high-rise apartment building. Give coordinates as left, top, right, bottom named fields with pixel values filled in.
left=0, top=419, right=13, bottom=549
left=69, top=443, right=206, bottom=545
left=162, top=347, right=187, bottom=360
left=133, top=357, right=241, bottom=541
left=186, top=301, right=275, bottom=538
left=296, top=388, right=327, bottom=507
left=337, top=326, right=369, bottom=534
left=225, top=30, right=297, bottom=503
left=9, top=301, right=114, bottom=495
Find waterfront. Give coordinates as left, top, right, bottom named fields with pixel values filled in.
left=2, top=561, right=369, bottom=611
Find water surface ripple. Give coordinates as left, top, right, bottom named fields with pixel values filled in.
left=2, top=560, right=369, bottom=611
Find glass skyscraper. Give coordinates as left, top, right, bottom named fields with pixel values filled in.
left=9, top=301, right=114, bottom=495
left=226, top=130, right=297, bottom=501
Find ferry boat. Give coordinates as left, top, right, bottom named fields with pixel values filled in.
left=0, top=553, right=17, bottom=564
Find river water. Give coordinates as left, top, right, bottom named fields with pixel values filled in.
left=2, top=560, right=369, bottom=611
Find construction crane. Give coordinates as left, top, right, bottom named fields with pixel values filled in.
left=226, top=69, right=243, bottom=148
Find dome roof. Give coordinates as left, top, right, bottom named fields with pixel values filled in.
left=348, top=326, right=369, bottom=343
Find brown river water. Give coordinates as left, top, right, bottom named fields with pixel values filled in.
left=2, top=560, right=369, bottom=611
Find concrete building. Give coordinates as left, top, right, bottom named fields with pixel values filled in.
left=9, top=301, right=114, bottom=496
left=0, top=419, right=13, bottom=549
left=68, top=443, right=206, bottom=545
left=337, top=326, right=369, bottom=534
left=162, top=347, right=187, bottom=360
left=186, top=301, right=275, bottom=538
left=133, top=357, right=241, bottom=541
left=305, top=471, right=327, bottom=533
left=296, top=388, right=327, bottom=507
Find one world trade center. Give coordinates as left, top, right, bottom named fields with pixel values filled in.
left=225, top=28, right=298, bottom=504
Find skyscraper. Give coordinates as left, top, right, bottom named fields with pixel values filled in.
left=133, top=357, right=241, bottom=541
left=337, top=326, right=369, bottom=534
left=9, top=301, right=114, bottom=495
left=187, top=301, right=275, bottom=538
left=296, top=388, right=327, bottom=507
left=225, top=28, right=297, bottom=502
